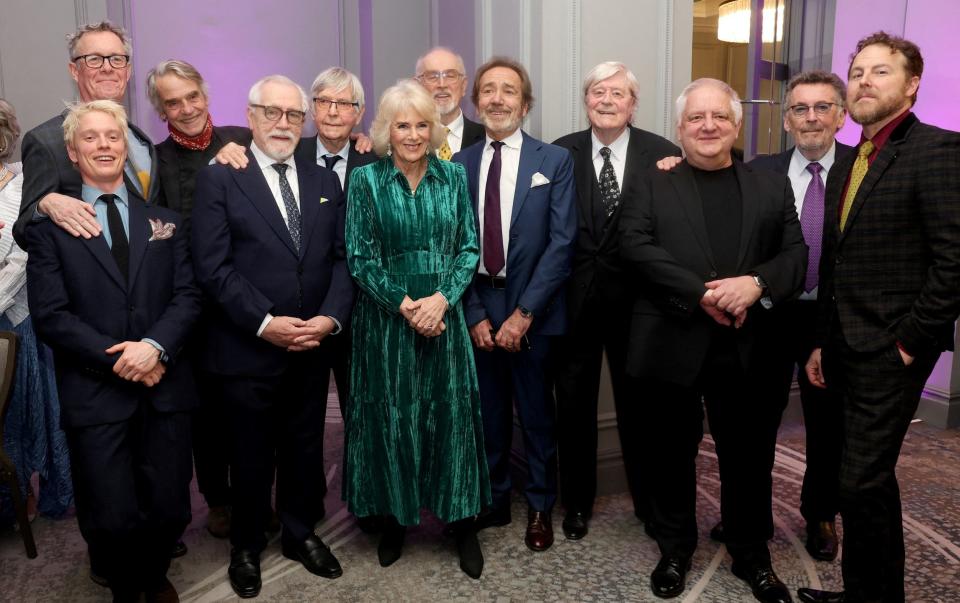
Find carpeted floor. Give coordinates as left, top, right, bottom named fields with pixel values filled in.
left=2, top=389, right=959, bottom=602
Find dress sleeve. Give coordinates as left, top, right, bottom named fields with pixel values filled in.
left=346, top=168, right=407, bottom=314
left=436, top=163, right=479, bottom=306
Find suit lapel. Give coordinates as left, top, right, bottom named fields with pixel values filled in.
left=669, top=163, right=716, bottom=269
left=463, top=144, right=483, bottom=218
left=126, top=190, right=152, bottom=289
left=130, top=123, right=159, bottom=202
left=734, top=161, right=758, bottom=271
left=604, top=127, right=650, bottom=246
left=232, top=150, right=299, bottom=256
left=297, top=158, right=321, bottom=258
left=511, top=132, right=544, bottom=227
left=81, top=230, right=126, bottom=290
left=156, top=141, right=181, bottom=212
left=570, top=131, right=600, bottom=244
left=838, top=144, right=896, bottom=242
left=825, top=148, right=855, bottom=242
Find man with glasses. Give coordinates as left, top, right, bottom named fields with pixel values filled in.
left=191, top=75, right=354, bottom=598
left=13, top=21, right=160, bottom=249
left=709, top=71, right=852, bottom=563
left=415, top=47, right=485, bottom=159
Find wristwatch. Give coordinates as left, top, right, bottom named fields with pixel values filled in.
left=750, top=273, right=768, bottom=294
left=518, top=305, right=534, bottom=319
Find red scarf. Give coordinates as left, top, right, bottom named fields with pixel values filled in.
left=169, top=115, right=214, bottom=151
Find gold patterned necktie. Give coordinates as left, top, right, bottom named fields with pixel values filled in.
left=437, top=127, right=453, bottom=161
left=839, top=140, right=875, bottom=231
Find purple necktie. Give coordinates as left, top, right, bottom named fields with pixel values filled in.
left=483, top=141, right=505, bottom=276
left=800, top=162, right=824, bottom=292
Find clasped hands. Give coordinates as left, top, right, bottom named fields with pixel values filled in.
left=400, top=294, right=447, bottom=338
left=106, top=340, right=164, bottom=387
left=700, top=275, right=763, bottom=328
left=469, top=308, right=532, bottom=353
left=262, top=315, right=337, bottom=351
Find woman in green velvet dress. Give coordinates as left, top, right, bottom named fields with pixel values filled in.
left=343, top=79, right=490, bottom=578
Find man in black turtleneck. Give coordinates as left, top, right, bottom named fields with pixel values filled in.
left=618, top=78, right=806, bottom=603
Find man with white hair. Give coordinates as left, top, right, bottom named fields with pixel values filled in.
left=416, top=47, right=485, bottom=158
left=192, top=75, right=354, bottom=598
left=619, top=78, right=805, bottom=602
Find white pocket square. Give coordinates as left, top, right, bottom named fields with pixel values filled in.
left=531, top=172, right=550, bottom=187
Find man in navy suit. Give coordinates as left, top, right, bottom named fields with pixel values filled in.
left=192, top=75, right=354, bottom=598
left=454, top=57, right=576, bottom=553
left=26, top=100, right=200, bottom=602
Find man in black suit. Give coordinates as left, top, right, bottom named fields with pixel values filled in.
left=147, top=59, right=252, bottom=541
left=551, top=61, right=679, bottom=540
left=620, top=78, right=805, bottom=602
left=192, top=75, right=354, bottom=598
left=27, top=100, right=200, bottom=602
left=708, top=70, right=852, bottom=562
left=799, top=33, right=960, bottom=603
left=14, top=21, right=160, bottom=249
left=415, top=47, right=485, bottom=158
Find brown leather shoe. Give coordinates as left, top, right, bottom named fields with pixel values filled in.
left=805, top=521, right=839, bottom=561
left=524, top=510, right=553, bottom=552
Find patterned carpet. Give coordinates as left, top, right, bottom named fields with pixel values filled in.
left=2, top=392, right=959, bottom=602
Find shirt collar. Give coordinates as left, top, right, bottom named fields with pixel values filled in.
left=591, top=127, right=630, bottom=161
left=485, top=128, right=524, bottom=151
left=789, top=141, right=837, bottom=178
left=81, top=183, right=128, bottom=206
left=316, top=137, right=350, bottom=162
left=382, top=154, right=447, bottom=188
left=251, top=141, right=296, bottom=172
left=445, top=111, right=464, bottom=139
left=861, top=109, right=912, bottom=153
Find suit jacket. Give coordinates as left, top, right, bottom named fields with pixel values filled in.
left=191, top=150, right=355, bottom=376
left=816, top=113, right=960, bottom=356
left=461, top=116, right=486, bottom=151
left=294, top=136, right=378, bottom=200
left=26, top=188, right=200, bottom=428
left=553, top=126, right=680, bottom=322
left=454, top=131, right=577, bottom=336
left=619, top=160, right=807, bottom=386
left=748, top=141, right=854, bottom=175
left=14, top=111, right=160, bottom=249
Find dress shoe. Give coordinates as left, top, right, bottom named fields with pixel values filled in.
left=145, top=577, right=179, bottom=603
left=451, top=519, right=484, bottom=579
left=206, top=505, right=231, bottom=539
left=562, top=511, right=589, bottom=540
left=805, top=521, right=839, bottom=561
left=796, top=588, right=845, bottom=603
left=731, top=562, right=793, bottom=603
left=710, top=521, right=726, bottom=542
left=171, top=540, right=188, bottom=558
left=282, top=534, right=343, bottom=579
left=650, top=555, right=691, bottom=599
left=228, top=549, right=261, bottom=599
left=524, top=510, right=554, bottom=552
left=474, top=505, right=511, bottom=531
left=377, top=518, right=406, bottom=567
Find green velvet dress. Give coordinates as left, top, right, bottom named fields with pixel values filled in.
left=343, top=155, right=491, bottom=526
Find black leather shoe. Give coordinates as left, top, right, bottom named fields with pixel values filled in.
left=796, top=588, right=845, bottom=603
left=475, top=505, right=511, bottom=531
left=377, top=518, right=406, bottom=567
left=228, top=549, right=261, bottom=599
left=282, top=534, right=342, bottom=579
left=731, top=562, right=793, bottom=602
left=805, top=521, right=839, bottom=561
left=562, top=511, right=589, bottom=540
left=650, top=555, right=691, bottom=599
left=710, top=521, right=725, bottom=542
left=452, top=520, right=484, bottom=579
left=171, top=540, right=188, bottom=558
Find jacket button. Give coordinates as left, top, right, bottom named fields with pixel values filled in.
left=128, top=305, right=135, bottom=312
left=297, top=266, right=304, bottom=274
left=709, top=271, right=717, bottom=278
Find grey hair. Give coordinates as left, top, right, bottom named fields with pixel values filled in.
left=146, top=59, right=210, bottom=117
left=67, top=21, right=132, bottom=59
left=310, top=67, right=365, bottom=111
left=248, top=75, right=309, bottom=113
left=675, top=78, right=743, bottom=126
left=784, top=70, right=846, bottom=111
left=414, top=47, right=467, bottom=76
left=0, top=99, right=20, bottom=161
left=370, top=79, right=445, bottom=157
left=582, top=61, right=640, bottom=102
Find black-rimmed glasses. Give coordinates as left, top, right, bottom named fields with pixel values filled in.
left=250, top=104, right=306, bottom=125
left=73, top=54, right=130, bottom=69
left=313, top=98, right=360, bottom=112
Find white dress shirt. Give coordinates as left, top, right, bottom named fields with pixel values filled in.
left=477, top=129, right=524, bottom=277
left=440, top=110, right=466, bottom=156
left=316, top=138, right=349, bottom=189
left=591, top=127, right=630, bottom=188
left=251, top=142, right=300, bottom=223
left=787, top=141, right=837, bottom=301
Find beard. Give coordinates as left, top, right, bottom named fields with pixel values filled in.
left=261, top=130, right=297, bottom=161
left=480, top=110, right=522, bottom=138
left=848, top=92, right=907, bottom=127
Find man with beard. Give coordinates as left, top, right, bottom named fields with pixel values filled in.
left=416, top=47, right=485, bottom=158
left=191, top=75, right=354, bottom=598
left=799, top=33, right=960, bottom=603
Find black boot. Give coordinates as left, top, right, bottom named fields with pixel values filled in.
left=378, top=516, right=406, bottom=567
left=451, top=519, right=484, bottom=579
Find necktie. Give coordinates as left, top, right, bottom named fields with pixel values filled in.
left=100, top=194, right=128, bottom=281
left=272, top=163, right=301, bottom=251
left=437, top=128, right=453, bottom=161
left=598, top=147, right=620, bottom=218
left=800, top=162, right=824, bottom=292
left=839, top=140, right=874, bottom=231
left=483, top=141, right=505, bottom=276
left=322, top=154, right=341, bottom=170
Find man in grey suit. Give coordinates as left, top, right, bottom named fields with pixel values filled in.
left=13, top=21, right=160, bottom=249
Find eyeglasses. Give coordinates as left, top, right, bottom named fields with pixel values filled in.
left=787, top=102, right=839, bottom=117
left=313, top=97, right=360, bottom=112
left=249, top=104, right=306, bottom=125
left=416, top=70, right=464, bottom=85
left=73, top=54, right=130, bottom=69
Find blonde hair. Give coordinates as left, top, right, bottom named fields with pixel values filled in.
left=370, top=79, right=445, bottom=157
left=62, top=99, right=129, bottom=148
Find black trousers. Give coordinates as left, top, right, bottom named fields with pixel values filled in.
left=221, top=353, right=331, bottom=553
left=823, top=337, right=938, bottom=603
left=555, top=294, right=646, bottom=518
left=192, top=365, right=231, bottom=508
left=68, top=405, right=192, bottom=601
left=641, top=333, right=784, bottom=566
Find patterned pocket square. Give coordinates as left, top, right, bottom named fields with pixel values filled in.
left=531, top=172, right=550, bottom=187
left=148, top=218, right=176, bottom=241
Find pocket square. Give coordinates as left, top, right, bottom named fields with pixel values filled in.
left=148, top=218, right=176, bottom=241
left=319, top=197, right=329, bottom=204
left=531, top=172, right=550, bottom=187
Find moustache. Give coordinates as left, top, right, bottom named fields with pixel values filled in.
left=267, top=130, right=296, bottom=141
